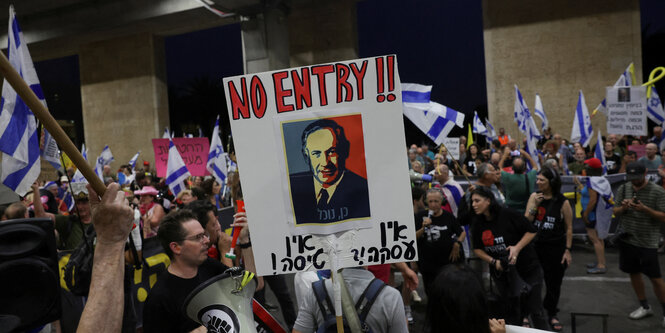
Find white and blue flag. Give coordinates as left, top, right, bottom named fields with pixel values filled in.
left=524, top=119, right=540, bottom=170
left=514, top=85, right=541, bottom=139
left=402, top=83, right=465, bottom=145
left=0, top=6, right=43, bottom=196
left=594, top=130, right=607, bottom=175
left=594, top=63, right=635, bottom=116
left=128, top=151, right=140, bottom=169
left=81, top=143, right=88, bottom=161
left=647, top=86, right=664, bottom=125
left=571, top=90, right=593, bottom=147
left=534, top=93, right=549, bottom=131
left=485, top=118, right=497, bottom=141
left=94, top=145, right=114, bottom=180
left=207, top=116, right=227, bottom=185
left=163, top=127, right=173, bottom=139
left=514, top=85, right=529, bottom=134
left=472, top=111, right=488, bottom=136
left=166, top=140, right=191, bottom=196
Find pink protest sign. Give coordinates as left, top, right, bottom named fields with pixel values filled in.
left=152, top=138, right=210, bottom=177
left=628, top=144, right=646, bottom=159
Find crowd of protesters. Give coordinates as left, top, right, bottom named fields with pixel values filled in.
left=405, top=125, right=665, bottom=331
left=2, top=124, right=665, bottom=333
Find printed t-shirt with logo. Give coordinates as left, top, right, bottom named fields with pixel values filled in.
left=471, top=207, right=539, bottom=273
left=415, top=210, right=464, bottom=274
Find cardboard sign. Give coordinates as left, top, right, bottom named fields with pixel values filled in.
left=606, top=86, right=647, bottom=136
left=441, top=137, right=460, bottom=160
left=152, top=138, right=210, bottom=177
left=223, top=55, right=417, bottom=275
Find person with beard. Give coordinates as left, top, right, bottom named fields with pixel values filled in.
left=499, top=150, right=538, bottom=215
left=614, top=163, right=665, bottom=325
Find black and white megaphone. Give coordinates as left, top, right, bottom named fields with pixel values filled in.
left=183, top=268, right=257, bottom=333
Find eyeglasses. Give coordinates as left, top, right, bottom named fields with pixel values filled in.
left=183, top=232, right=209, bottom=243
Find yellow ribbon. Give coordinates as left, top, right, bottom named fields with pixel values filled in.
left=240, top=271, right=254, bottom=290
left=643, top=66, right=665, bottom=98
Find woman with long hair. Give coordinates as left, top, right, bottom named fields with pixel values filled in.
left=201, top=178, right=224, bottom=210
left=470, top=186, right=548, bottom=329
left=524, top=168, right=573, bottom=331
left=463, top=143, right=484, bottom=176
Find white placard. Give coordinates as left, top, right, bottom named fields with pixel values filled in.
left=606, top=86, right=647, bottom=136
left=441, top=137, right=460, bottom=160
left=223, top=55, right=418, bottom=275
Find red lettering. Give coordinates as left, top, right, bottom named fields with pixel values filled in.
left=228, top=78, right=250, bottom=120
left=250, top=76, right=267, bottom=118
left=350, top=61, right=368, bottom=100
left=335, top=63, right=353, bottom=103
left=291, top=68, right=312, bottom=110
left=311, top=65, right=335, bottom=106
left=272, top=71, right=294, bottom=113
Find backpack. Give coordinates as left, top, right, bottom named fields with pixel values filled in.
left=63, top=224, right=96, bottom=296
left=313, top=278, right=386, bottom=333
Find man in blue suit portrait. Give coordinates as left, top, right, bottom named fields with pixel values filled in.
left=289, top=118, right=371, bottom=225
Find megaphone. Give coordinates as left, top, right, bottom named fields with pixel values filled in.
left=409, top=169, right=433, bottom=183
left=183, top=268, right=257, bottom=333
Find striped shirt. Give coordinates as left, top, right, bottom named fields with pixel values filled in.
left=616, top=182, right=665, bottom=248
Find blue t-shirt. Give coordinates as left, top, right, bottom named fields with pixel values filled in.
left=581, top=185, right=596, bottom=221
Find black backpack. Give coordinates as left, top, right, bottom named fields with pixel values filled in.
left=63, top=224, right=96, bottom=296
left=313, top=278, right=385, bottom=333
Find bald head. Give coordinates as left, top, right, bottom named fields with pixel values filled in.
left=435, top=164, right=450, bottom=183
left=2, top=202, right=27, bottom=220
left=646, top=143, right=658, bottom=158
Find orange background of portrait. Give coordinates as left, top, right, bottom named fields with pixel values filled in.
left=330, top=114, right=367, bottom=179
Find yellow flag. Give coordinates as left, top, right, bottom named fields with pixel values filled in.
left=61, top=152, right=75, bottom=171
left=467, top=124, right=474, bottom=148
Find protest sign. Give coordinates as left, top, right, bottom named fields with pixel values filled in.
left=223, top=55, right=417, bottom=275
left=441, top=137, right=460, bottom=160
left=152, top=138, right=210, bottom=177
left=628, top=144, right=646, bottom=159
left=606, top=86, right=647, bottom=136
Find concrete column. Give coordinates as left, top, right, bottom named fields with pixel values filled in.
left=288, top=0, right=357, bottom=67
left=241, top=5, right=290, bottom=73
left=79, top=33, right=168, bottom=169
left=482, top=0, right=642, bottom=141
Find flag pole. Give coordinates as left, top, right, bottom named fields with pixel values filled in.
left=0, top=51, right=106, bottom=196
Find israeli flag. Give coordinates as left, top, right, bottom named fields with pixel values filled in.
left=60, top=191, right=74, bottom=212
left=128, top=151, right=140, bottom=169
left=514, top=85, right=529, bottom=134
left=81, top=143, right=88, bottom=161
left=207, top=116, right=228, bottom=185
left=525, top=120, right=540, bottom=170
left=594, top=63, right=634, bottom=116
left=94, top=145, right=114, bottom=180
left=571, top=90, right=593, bottom=147
left=594, top=130, right=607, bottom=175
left=472, top=111, right=488, bottom=136
left=401, top=83, right=465, bottom=145
left=166, top=140, right=191, bottom=196
left=485, top=118, right=497, bottom=141
left=163, top=127, right=172, bottom=139
left=647, top=86, right=664, bottom=125
left=586, top=176, right=614, bottom=239
left=0, top=6, right=42, bottom=196
left=534, top=93, right=549, bottom=131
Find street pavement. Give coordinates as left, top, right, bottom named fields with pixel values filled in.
left=263, top=238, right=665, bottom=333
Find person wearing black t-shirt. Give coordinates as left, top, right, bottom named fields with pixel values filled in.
left=143, top=209, right=258, bottom=333
left=524, top=168, right=573, bottom=332
left=470, top=187, right=548, bottom=330
left=415, top=188, right=466, bottom=294
left=604, top=141, right=622, bottom=174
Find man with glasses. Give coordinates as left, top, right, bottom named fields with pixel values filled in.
left=186, top=200, right=232, bottom=266
left=143, top=209, right=257, bottom=333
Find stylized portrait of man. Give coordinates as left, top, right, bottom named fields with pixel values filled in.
left=289, top=118, right=371, bottom=225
